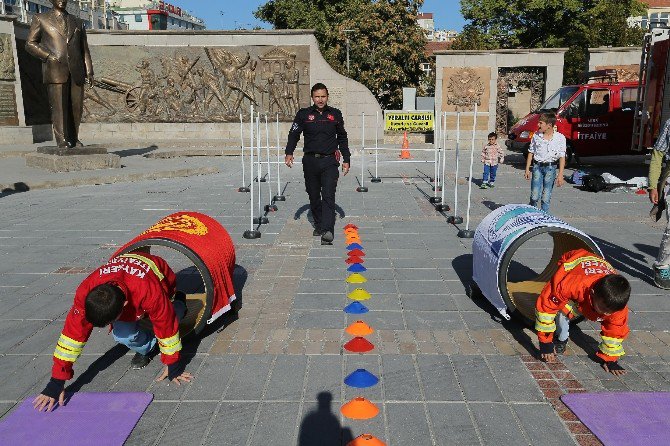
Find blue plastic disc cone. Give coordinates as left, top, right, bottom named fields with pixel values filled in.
left=347, top=243, right=364, bottom=251
left=344, top=301, right=369, bottom=314
left=344, top=368, right=379, bottom=388
left=347, top=263, right=367, bottom=273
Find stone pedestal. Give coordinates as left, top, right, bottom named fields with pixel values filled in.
left=26, top=145, right=120, bottom=172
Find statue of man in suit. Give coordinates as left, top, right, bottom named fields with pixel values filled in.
left=25, top=0, right=94, bottom=149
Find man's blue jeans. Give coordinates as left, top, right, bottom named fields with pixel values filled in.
left=112, top=300, right=186, bottom=355
left=529, top=164, right=557, bottom=212
left=483, top=164, right=498, bottom=184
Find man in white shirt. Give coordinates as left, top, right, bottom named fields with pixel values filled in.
left=524, top=112, right=566, bottom=213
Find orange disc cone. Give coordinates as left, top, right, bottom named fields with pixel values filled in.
left=346, top=238, right=362, bottom=245
left=344, top=336, right=375, bottom=352
left=346, top=256, right=365, bottom=264
left=347, top=434, right=387, bottom=446
left=344, top=228, right=359, bottom=235
left=400, top=131, right=411, bottom=159
left=346, top=320, right=374, bottom=336
left=341, top=397, right=380, bottom=419
left=344, top=224, right=359, bottom=230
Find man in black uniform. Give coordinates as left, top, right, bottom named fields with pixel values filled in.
left=285, top=83, right=350, bottom=245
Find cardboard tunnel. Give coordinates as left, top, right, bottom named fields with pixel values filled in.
left=113, top=212, right=237, bottom=337
left=472, top=204, right=602, bottom=325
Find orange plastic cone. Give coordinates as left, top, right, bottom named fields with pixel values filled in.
left=399, top=131, right=411, bottom=159
left=341, top=397, right=380, bottom=419
left=344, top=224, right=359, bottom=230
left=347, top=434, right=387, bottom=446
left=344, top=229, right=359, bottom=236
left=345, top=320, right=374, bottom=336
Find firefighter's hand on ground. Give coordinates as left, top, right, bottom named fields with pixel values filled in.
left=156, top=366, right=193, bottom=386
left=342, top=163, right=350, bottom=176
left=524, top=169, right=531, bottom=180
left=33, top=390, right=65, bottom=412
left=602, top=361, right=627, bottom=376
left=285, top=155, right=294, bottom=168
left=650, top=188, right=659, bottom=205
left=540, top=352, right=557, bottom=362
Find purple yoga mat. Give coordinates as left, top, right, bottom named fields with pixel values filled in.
left=561, top=392, right=670, bottom=446
left=0, top=392, right=153, bottom=446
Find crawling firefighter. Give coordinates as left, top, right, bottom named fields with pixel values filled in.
left=535, top=248, right=631, bottom=376
left=33, top=252, right=193, bottom=412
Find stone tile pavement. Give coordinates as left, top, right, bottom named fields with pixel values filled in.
left=0, top=151, right=668, bottom=445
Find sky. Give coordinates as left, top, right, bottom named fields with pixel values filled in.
left=176, top=0, right=466, bottom=32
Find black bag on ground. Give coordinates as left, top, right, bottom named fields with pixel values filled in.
left=582, top=174, right=607, bottom=192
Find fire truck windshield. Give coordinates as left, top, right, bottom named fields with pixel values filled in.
left=539, top=86, right=579, bottom=111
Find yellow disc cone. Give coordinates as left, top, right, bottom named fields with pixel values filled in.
left=346, top=320, right=374, bottom=336
left=346, top=273, right=367, bottom=284
left=348, top=288, right=371, bottom=301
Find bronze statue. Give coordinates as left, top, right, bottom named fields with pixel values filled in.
left=25, top=0, right=94, bottom=148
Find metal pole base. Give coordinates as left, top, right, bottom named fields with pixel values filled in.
left=273, top=195, right=286, bottom=201
left=265, top=204, right=278, bottom=212
left=370, top=177, right=382, bottom=183
left=429, top=177, right=435, bottom=183
left=243, top=230, right=261, bottom=239
left=435, top=204, right=450, bottom=212
left=447, top=216, right=463, bottom=224
left=253, top=216, right=269, bottom=225
left=356, top=186, right=368, bottom=192
left=429, top=197, right=442, bottom=204
left=457, top=229, right=475, bottom=239
left=238, top=187, right=250, bottom=193
left=431, top=186, right=442, bottom=192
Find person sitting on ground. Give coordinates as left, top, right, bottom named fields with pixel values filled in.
left=33, top=252, right=193, bottom=412
left=480, top=131, right=504, bottom=189
left=535, top=248, right=631, bottom=376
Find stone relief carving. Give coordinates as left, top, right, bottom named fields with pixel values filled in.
left=595, top=65, right=639, bottom=83
left=446, top=67, right=485, bottom=110
left=496, top=67, right=545, bottom=135
left=0, top=34, right=16, bottom=81
left=83, top=45, right=310, bottom=123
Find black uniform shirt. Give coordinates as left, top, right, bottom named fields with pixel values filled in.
left=285, top=105, right=351, bottom=163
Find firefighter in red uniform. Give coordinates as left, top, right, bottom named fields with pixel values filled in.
left=33, top=252, right=193, bottom=412
left=535, top=249, right=631, bottom=376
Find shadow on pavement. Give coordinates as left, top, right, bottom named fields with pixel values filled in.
left=1, top=182, right=30, bottom=198
left=112, top=145, right=158, bottom=158
left=591, top=236, right=653, bottom=284
left=298, top=392, right=354, bottom=446
left=66, top=343, right=129, bottom=394
left=294, top=204, right=345, bottom=222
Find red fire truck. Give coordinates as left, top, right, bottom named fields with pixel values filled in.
left=506, top=70, right=639, bottom=163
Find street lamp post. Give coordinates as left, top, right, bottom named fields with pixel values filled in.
left=343, top=29, right=354, bottom=73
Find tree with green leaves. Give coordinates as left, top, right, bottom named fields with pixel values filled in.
left=454, top=0, right=647, bottom=84
left=254, top=0, right=427, bottom=109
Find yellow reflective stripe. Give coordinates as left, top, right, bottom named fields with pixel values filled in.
left=57, top=341, right=82, bottom=354
left=119, top=254, right=165, bottom=281
left=58, top=334, right=85, bottom=350
left=157, top=333, right=180, bottom=347
left=563, top=256, right=613, bottom=272
left=54, top=346, right=81, bottom=362
left=535, top=310, right=556, bottom=332
left=159, top=340, right=182, bottom=355
left=599, top=336, right=625, bottom=356
left=157, top=332, right=182, bottom=355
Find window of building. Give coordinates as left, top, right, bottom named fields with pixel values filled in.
left=135, top=14, right=142, bottom=22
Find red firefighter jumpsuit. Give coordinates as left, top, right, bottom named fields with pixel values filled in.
left=52, top=253, right=181, bottom=381
left=535, top=248, right=629, bottom=362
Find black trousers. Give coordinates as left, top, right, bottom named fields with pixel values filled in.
left=302, top=154, right=339, bottom=233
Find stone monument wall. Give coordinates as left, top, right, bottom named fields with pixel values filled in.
left=79, top=30, right=381, bottom=145
left=588, top=46, right=642, bottom=83
left=0, top=16, right=31, bottom=143
left=434, top=48, right=567, bottom=145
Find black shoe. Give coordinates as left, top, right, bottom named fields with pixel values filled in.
left=321, top=231, right=334, bottom=245
left=313, top=228, right=323, bottom=236
left=131, top=351, right=152, bottom=369
left=554, top=339, right=568, bottom=355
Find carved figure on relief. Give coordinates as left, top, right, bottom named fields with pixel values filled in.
left=282, top=56, right=299, bottom=117
left=0, top=35, right=16, bottom=81
left=447, top=67, right=485, bottom=110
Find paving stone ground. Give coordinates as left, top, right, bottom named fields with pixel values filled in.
left=0, top=150, right=667, bottom=445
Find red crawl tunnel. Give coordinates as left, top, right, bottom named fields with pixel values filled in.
left=112, top=212, right=237, bottom=337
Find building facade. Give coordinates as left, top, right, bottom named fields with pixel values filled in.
left=1, top=0, right=123, bottom=30
left=109, top=0, right=205, bottom=31
left=629, top=0, right=670, bottom=29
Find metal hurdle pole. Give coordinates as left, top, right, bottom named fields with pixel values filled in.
left=430, top=111, right=442, bottom=203
left=357, top=112, right=368, bottom=192
left=458, top=103, right=478, bottom=238
left=264, top=114, right=278, bottom=212
left=371, top=111, right=381, bottom=183
left=436, top=112, right=450, bottom=212
left=254, top=112, right=269, bottom=225
left=238, top=113, right=250, bottom=192
left=243, top=106, right=260, bottom=239
left=274, top=113, right=286, bottom=201
left=448, top=112, right=464, bottom=223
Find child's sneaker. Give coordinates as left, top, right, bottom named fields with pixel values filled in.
left=488, top=183, right=495, bottom=188
left=479, top=183, right=489, bottom=189
left=654, top=265, right=670, bottom=289
left=554, top=339, right=568, bottom=355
